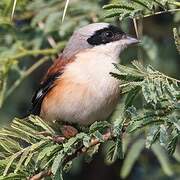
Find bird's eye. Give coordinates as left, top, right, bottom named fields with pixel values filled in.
left=103, top=31, right=114, bottom=38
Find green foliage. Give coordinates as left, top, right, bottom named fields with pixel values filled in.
left=120, top=139, right=145, bottom=178
left=152, top=144, right=174, bottom=176
left=0, top=0, right=102, bottom=108
left=112, top=61, right=180, bottom=154
left=0, top=0, right=179, bottom=179
left=0, top=60, right=179, bottom=178
left=103, top=0, right=180, bottom=19
left=0, top=116, right=111, bottom=179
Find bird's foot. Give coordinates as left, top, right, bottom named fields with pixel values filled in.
left=60, top=125, right=78, bottom=139
left=52, top=125, right=78, bottom=144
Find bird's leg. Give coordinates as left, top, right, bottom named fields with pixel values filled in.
left=52, top=125, right=78, bottom=144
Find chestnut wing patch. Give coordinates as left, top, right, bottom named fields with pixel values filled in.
left=30, top=53, right=75, bottom=115
left=30, top=55, right=75, bottom=115
left=31, top=72, right=62, bottom=115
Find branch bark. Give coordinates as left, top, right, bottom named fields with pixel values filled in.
left=29, top=130, right=112, bottom=179
left=64, top=130, right=112, bottom=164
left=29, top=169, right=52, bottom=180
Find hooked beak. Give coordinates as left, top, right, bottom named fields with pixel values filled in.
left=122, top=34, right=140, bottom=45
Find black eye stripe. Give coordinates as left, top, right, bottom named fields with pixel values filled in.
left=87, top=25, right=125, bottom=46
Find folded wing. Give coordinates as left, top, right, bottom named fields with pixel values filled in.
left=31, top=55, right=74, bottom=115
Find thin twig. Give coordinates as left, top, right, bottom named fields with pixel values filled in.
left=133, top=18, right=144, bottom=63
left=142, top=9, right=180, bottom=19
left=164, top=75, right=180, bottom=84
left=2, top=43, right=65, bottom=61
left=62, top=0, right=70, bottom=22
left=133, top=18, right=139, bottom=39
left=0, top=77, right=7, bottom=108
left=6, top=48, right=58, bottom=61
left=29, top=169, right=52, bottom=180
left=11, top=0, right=18, bottom=20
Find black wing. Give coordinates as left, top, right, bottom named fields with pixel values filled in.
left=30, top=72, right=61, bottom=115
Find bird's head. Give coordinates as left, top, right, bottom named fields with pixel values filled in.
left=62, top=22, right=139, bottom=59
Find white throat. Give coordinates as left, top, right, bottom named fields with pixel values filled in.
left=90, top=40, right=125, bottom=60
left=65, top=45, right=121, bottom=88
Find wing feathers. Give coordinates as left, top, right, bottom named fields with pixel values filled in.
left=31, top=56, right=74, bottom=115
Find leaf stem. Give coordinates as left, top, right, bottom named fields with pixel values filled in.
left=2, top=42, right=65, bottom=61
left=149, top=72, right=180, bottom=83
left=6, top=48, right=57, bottom=61
left=162, top=74, right=180, bottom=83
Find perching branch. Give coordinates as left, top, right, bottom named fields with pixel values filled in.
left=29, top=169, right=52, bottom=180
left=29, top=130, right=113, bottom=180
left=64, top=130, right=112, bottom=164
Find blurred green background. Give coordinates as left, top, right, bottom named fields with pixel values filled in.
left=0, top=0, right=179, bottom=179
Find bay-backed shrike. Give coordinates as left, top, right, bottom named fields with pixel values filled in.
left=31, top=23, right=139, bottom=129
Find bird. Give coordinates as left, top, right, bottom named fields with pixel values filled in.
left=31, top=22, right=139, bottom=136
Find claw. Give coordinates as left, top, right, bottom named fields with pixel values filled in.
left=60, top=125, right=78, bottom=139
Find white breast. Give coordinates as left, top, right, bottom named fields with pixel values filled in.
left=67, top=50, right=119, bottom=96
left=41, top=46, right=121, bottom=125
left=59, top=48, right=120, bottom=125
